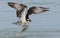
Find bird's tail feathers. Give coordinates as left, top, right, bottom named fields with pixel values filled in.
left=12, top=21, right=22, bottom=26
left=12, top=20, right=28, bottom=26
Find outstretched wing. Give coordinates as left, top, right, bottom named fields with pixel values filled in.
left=27, top=6, right=49, bottom=15
left=16, top=9, right=23, bottom=18
left=26, top=6, right=49, bottom=22
left=8, top=2, right=27, bottom=18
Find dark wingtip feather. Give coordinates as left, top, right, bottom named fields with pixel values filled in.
left=40, top=7, right=49, bottom=9
left=44, top=9, right=49, bottom=12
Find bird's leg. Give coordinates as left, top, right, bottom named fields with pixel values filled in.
left=20, top=25, right=29, bottom=33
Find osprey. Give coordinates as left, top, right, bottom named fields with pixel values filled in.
left=8, top=2, right=49, bottom=32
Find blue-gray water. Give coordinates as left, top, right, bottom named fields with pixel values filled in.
left=0, top=0, right=60, bottom=38
left=0, top=28, right=60, bottom=38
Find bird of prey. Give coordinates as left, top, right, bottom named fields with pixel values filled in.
left=8, top=2, right=49, bottom=32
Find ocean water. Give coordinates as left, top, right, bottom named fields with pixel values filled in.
left=0, top=28, right=60, bottom=38
left=0, top=0, right=60, bottom=38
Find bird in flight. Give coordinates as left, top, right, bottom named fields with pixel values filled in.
left=8, top=2, right=49, bottom=32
